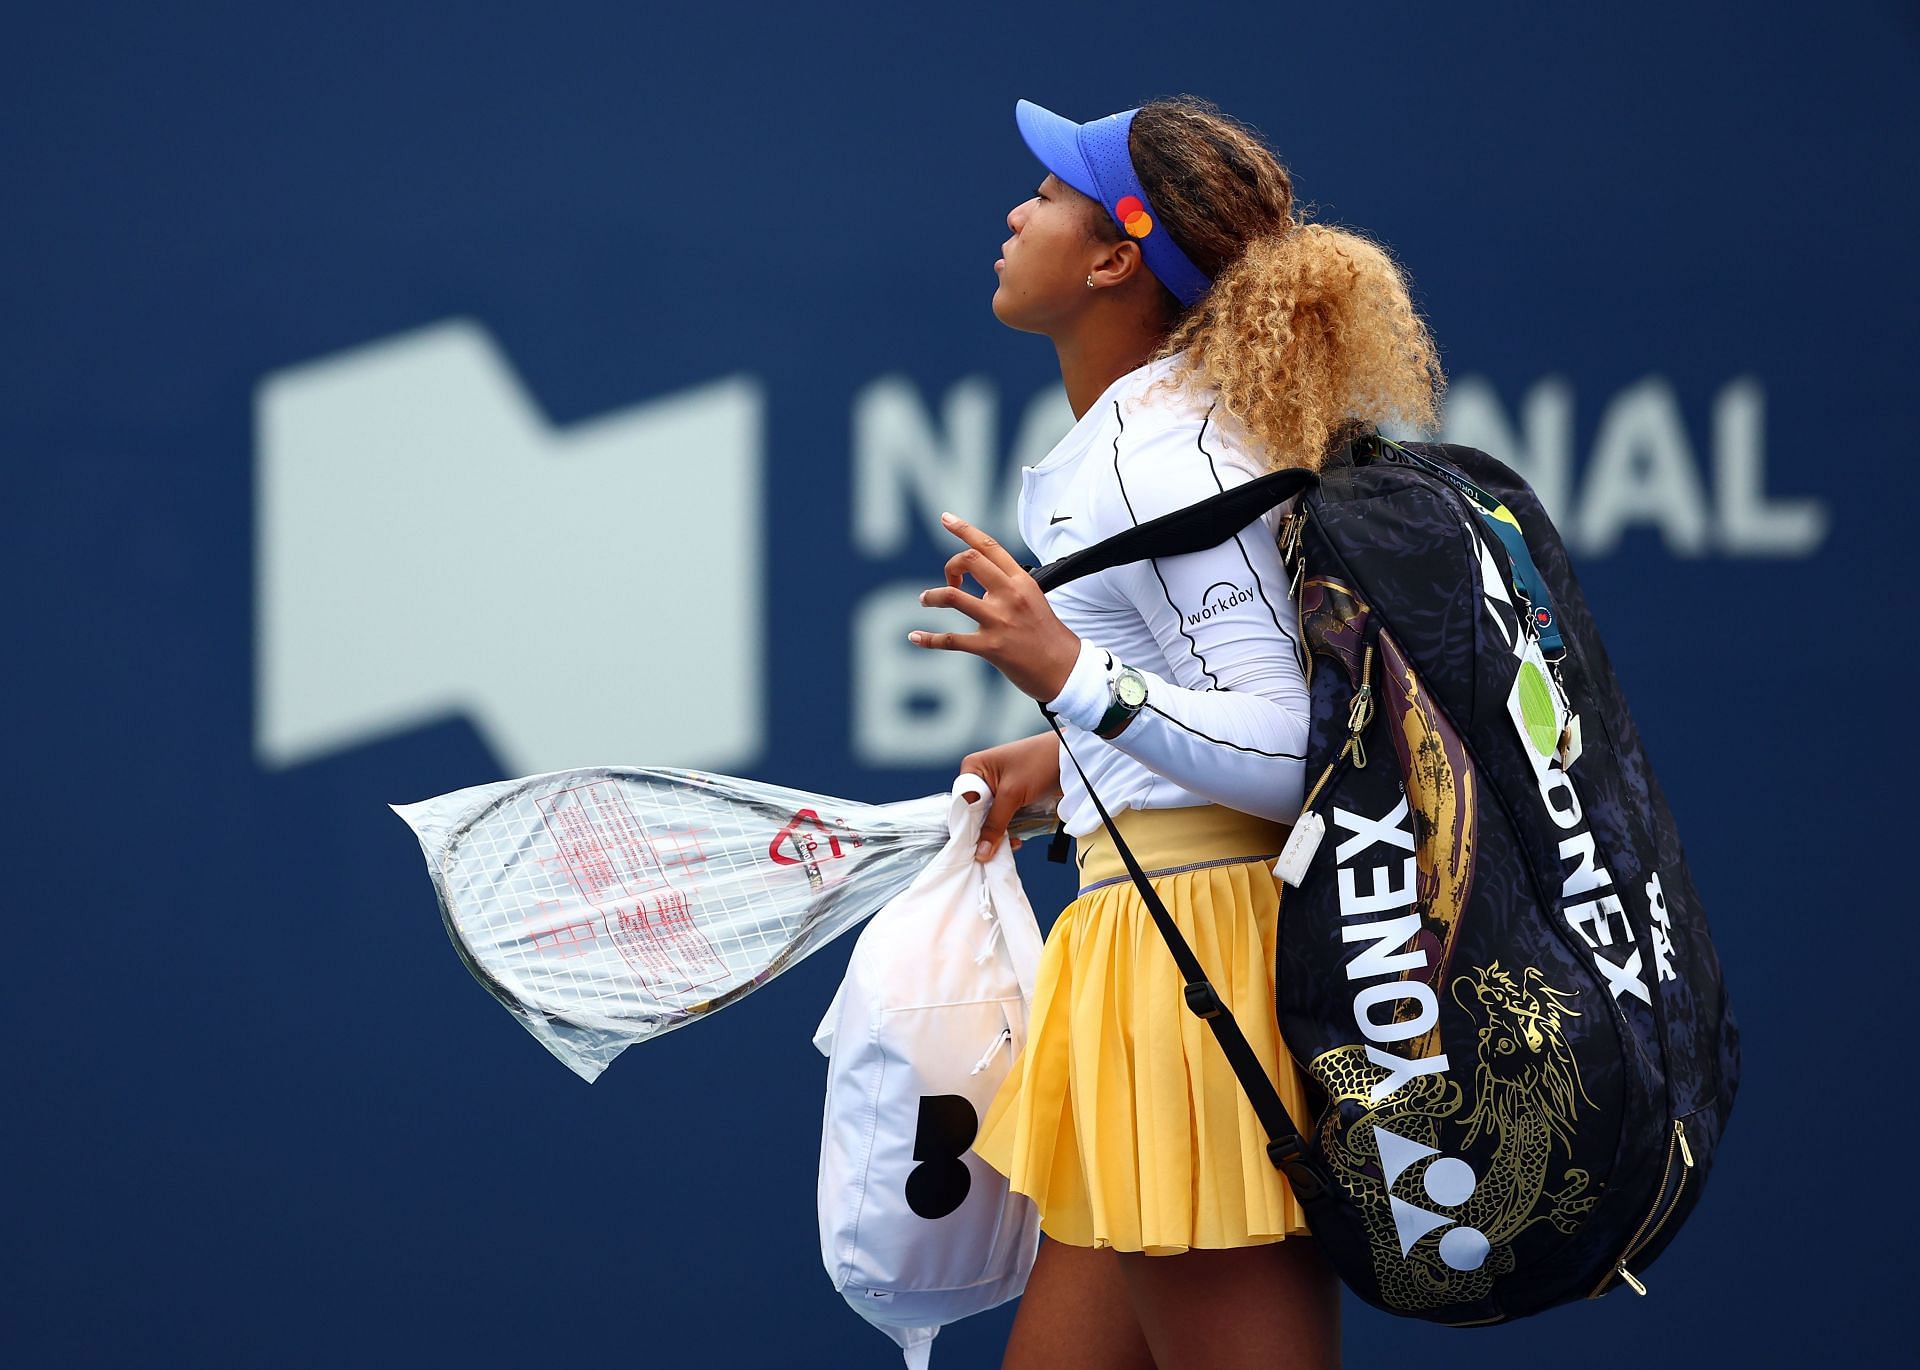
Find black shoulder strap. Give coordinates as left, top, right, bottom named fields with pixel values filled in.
left=1028, top=458, right=1328, bottom=1198
left=1044, top=711, right=1330, bottom=1203
left=1031, top=467, right=1317, bottom=593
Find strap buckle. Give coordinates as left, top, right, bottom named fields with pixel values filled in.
left=1183, top=981, right=1224, bottom=1020
left=1265, top=1134, right=1329, bottom=1202
left=1266, top=1133, right=1304, bottom=1166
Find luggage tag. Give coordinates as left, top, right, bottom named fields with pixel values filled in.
left=1507, top=635, right=1573, bottom=780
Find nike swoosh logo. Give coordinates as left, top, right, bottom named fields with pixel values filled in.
left=1049, top=513, right=1072, bottom=524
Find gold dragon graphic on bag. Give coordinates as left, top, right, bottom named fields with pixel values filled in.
left=1310, top=962, right=1598, bottom=1312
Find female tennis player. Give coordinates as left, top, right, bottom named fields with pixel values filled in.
left=908, top=97, right=1443, bottom=1368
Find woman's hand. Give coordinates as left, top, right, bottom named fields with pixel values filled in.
left=958, top=732, right=1063, bottom=862
left=908, top=511, right=1082, bottom=703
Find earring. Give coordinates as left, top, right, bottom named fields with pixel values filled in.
left=1086, top=274, right=1095, bottom=288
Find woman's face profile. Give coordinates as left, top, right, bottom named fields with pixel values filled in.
left=992, top=173, right=1107, bottom=335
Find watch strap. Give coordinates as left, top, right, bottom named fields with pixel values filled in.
left=1094, top=666, right=1145, bottom=739
left=1094, top=697, right=1133, bottom=739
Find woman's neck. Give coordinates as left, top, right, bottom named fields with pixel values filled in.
left=1051, top=323, right=1164, bottom=419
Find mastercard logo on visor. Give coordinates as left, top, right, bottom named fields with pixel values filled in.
left=1114, top=195, right=1154, bottom=239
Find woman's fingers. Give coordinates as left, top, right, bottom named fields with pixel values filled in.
left=944, top=545, right=1009, bottom=591
left=940, top=512, right=1023, bottom=582
left=976, top=787, right=1025, bottom=862
left=920, top=513, right=1077, bottom=697
left=906, top=629, right=983, bottom=654
left=918, top=584, right=991, bottom=624
left=909, top=581, right=991, bottom=650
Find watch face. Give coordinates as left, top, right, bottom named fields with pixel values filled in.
left=1117, top=670, right=1148, bottom=708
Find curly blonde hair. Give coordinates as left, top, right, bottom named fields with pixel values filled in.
left=1117, top=97, right=1445, bottom=470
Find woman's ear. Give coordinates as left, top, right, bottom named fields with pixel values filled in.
left=1086, top=236, right=1146, bottom=291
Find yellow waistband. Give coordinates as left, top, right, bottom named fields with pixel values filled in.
left=1074, top=805, right=1291, bottom=892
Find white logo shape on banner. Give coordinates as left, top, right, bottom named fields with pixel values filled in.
left=255, top=319, right=765, bottom=774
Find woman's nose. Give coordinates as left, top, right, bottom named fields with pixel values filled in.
left=1006, top=201, right=1026, bottom=233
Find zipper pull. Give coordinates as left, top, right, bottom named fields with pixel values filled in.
left=1346, top=688, right=1373, bottom=769
left=1617, top=1265, right=1648, bottom=1297
left=1345, top=645, right=1376, bottom=769
left=1279, top=511, right=1304, bottom=564
left=1280, top=513, right=1308, bottom=600
left=1346, top=684, right=1374, bottom=734
left=1674, top=1119, right=1694, bottom=1168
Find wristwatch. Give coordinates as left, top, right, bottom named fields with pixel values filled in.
left=1095, top=663, right=1149, bottom=739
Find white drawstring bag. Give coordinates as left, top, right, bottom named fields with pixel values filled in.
left=813, top=774, right=1046, bottom=1368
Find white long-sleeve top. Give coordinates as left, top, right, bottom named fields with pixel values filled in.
left=1020, top=354, right=1311, bottom=838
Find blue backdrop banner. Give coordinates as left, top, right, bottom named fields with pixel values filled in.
left=5, top=3, right=1910, bottom=1365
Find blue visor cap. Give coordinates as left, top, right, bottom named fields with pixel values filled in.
left=1014, top=99, right=1213, bottom=307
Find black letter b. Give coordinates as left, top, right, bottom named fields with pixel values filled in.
left=905, top=1094, right=979, bottom=1219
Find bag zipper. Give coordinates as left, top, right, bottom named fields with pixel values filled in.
left=1590, top=1117, right=1695, bottom=1298
left=1301, top=643, right=1376, bottom=808
left=1271, top=644, right=1376, bottom=887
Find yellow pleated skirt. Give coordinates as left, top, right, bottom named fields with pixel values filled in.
left=972, top=804, right=1317, bottom=1255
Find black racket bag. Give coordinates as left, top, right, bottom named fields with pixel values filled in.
left=1032, top=437, right=1738, bottom=1324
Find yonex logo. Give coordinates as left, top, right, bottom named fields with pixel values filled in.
left=1645, top=871, right=1678, bottom=983
left=1472, top=523, right=1651, bottom=1008
left=1375, top=1124, right=1491, bottom=1272
left=1333, top=795, right=1454, bottom=1104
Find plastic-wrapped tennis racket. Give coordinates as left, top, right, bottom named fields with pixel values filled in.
left=394, top=767, right=1056, bottom=1082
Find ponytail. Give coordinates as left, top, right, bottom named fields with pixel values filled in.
left=1129, top=98, right=1445, bottom=470
left=1156, top=223, right=1444, bottom=470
